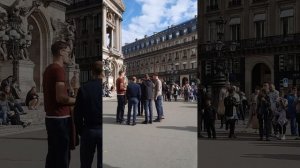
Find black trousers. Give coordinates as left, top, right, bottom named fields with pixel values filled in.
left=258, top=116, right=271, bottom=139
left=296, top=114, right=300, bottom=137
left=228, top=119, right=236, bottom=137
left=205, top=119, right=216, bottom=138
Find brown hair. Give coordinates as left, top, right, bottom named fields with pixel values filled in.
left=119, top=70, right=124, bottom=76
left=51, top=41, right=69, bottom=56
left=91, top=61, right=103, bottom=77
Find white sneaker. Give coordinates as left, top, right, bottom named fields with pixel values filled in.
left=281, top=135, right=286, bottom=140
left=276, top=134, right=280, bottom=139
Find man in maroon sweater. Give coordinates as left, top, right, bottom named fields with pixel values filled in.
left=116, top=70, right=127, bottom=123
left=43, top=41, right=76, bottom=168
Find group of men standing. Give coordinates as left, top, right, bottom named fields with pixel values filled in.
left=116, top=71, right=164, bottom=125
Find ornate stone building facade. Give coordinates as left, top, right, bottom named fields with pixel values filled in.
left=66, top=0, right=101, bottom=85
left=0, top=0, right=72, bottom=94
left=123, top=17, right=198, bottom=86
left=199, top=0, right=300, bottom=96
left=103, top=0, right=125, bottom=88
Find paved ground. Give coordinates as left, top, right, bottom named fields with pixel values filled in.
left=103, top=98, right=197, bottom=168
left=198, top=120, right=300, bottom=168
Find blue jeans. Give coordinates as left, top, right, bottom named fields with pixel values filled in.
left=116, top=95, right=126, bottom=122
left=80, top=128, right=102, bottom=168
left=290, top=118, right=297, bottom=136
left=45, top=118, right=71, bottom=168
left=0, top=111, right=7, bottom=124
left=144, top=99, right=153, bottom=122
left=127, top=97, right=139, bottom=124
left=155, top=95, right=164, bottom=119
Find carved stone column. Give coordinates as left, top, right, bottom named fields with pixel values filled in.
left=102, top=5, right=107, bottom=50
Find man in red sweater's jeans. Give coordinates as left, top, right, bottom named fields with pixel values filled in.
left=116, top=70, right=127, bottom=124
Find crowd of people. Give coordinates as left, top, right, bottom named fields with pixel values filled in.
left=162, top=82, right=197, bottom=102
left=199, top=82, right=300, bottom=141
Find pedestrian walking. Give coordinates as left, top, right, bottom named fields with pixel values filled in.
left=74, top=61, right=102, bottom=168
left=224, top=87, right=239, bottom=139
left=257, top=86, right=272, bottom=141
left=269, top=83, right=279, bottom=137
left=246, top=87, right=260, bottom=129
left=285, top=86, right=298, bottom=136
left=126, top=76, right=141, bottom=126
left=203, top=98, right=217, bottom=139
left=116, top=70, right=127, bottom=124
left=43, top=41, right=76, bottom=168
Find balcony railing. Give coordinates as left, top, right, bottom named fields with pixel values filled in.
left=252, top=0, right=267, bottom=3
left=229, top=0, right=241, bottom=7
left=200, top=34, right=300, bottom=54
left=206, top=5, right=219, bottom=12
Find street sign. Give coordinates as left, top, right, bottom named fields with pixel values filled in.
left=283, top=78, right=288, bottom=88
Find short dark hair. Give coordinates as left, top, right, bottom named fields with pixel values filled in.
left=51, top=41, right=69, bottom=56
left=153, top=73, right=158, bottom=77
left=91, top=61, right=103, bottom=76
left=131, top=76, right=137, bottom=82
left=119, top=70, right=124, bottom=76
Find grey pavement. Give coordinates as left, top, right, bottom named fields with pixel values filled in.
left=199, top=120, right=300, bottom=168
left=103, top=98, right=197, bottom=168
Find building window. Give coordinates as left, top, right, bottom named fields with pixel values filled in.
left=183, top=63, right=187, bottom=70
left=94, top=14, right=100, bottom=30
left=281, top=17, right=294, bottom=36
left=208, top=22, right=217, bottom=42
left=230, top=24, right=240, bottom=41
left=175, top=64, right=179, bottom=70
left=280, top=9, right=294, bottom=36
left=176, top=31, right=180, bottom=37
left=192, top=25, right=196, bottom=31
left=169, top=34, right=172, bottom=40
left=255, top=21, right=265, bottom=39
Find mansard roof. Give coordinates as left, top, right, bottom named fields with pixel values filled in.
left=123, top=17, right=197, bottom=50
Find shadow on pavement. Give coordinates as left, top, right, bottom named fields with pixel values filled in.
left=251, top=142, right=300, bottom=148
left=0, top=137, right=47, bottom=141
left=241, top=154, right=300, bottom=161
left=103, top=163, right=121, bottom=168
left=180, top=106, right=197, bottom=109
left=157, top=126, right=197, bottom=132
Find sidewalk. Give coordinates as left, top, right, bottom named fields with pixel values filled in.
left=0, top=106, right=45, bottom=137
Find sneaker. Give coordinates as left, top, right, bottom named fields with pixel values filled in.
left=281, top=135, right=286, bottom=140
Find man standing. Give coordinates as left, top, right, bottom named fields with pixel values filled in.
left=126, top=76, right=141, bottom=125
left=153, top=73, right=164, bottom=122
left=43, top=41, right=76, bottom=168
left=286, top=86, right=298, bottom=136
left=137, top=78, right=144, bottom=116
left=141, top=74, right=154, bottom=124
left=116, top=70, right=126, bottom=124
left=74, top=61, right=102, bottom=168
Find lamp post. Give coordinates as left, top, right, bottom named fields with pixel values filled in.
left=205, top=17, right=238, bottom=106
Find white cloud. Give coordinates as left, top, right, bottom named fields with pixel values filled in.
left=122, top=0, right=197, bottom=46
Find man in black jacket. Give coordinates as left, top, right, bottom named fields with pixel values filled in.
left=141, top=74, right=154, bottom=124
left=74, top=61, right=102, bottom=168
left=126, top=76, right=141, bottom=125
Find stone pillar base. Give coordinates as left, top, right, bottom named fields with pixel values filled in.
left=18, top=60, right=36, bottom=97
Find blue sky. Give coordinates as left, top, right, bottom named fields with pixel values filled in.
left=122, top=0, right=197, bottom=45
